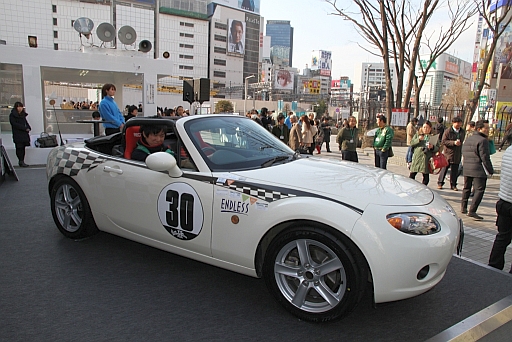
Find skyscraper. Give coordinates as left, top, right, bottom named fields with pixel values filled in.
left=266, top=20, right=293, bottom=67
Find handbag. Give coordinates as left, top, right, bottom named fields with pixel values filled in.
left=297, top=146, right=309, bottom=154
left=35, top=132, right=58, bottom=148
left=489, top=140, right=496, bottom=155
left=388, top=146, right=394, bottom=158
left=429, top=152, right=449, bottom=174
left=429, top=152, right=450, bottom=175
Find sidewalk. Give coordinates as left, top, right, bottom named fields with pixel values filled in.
left=316, top=136, right=512, bottom=273
left=362, top=145, right=502, bottom=178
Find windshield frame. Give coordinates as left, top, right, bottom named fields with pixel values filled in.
left=184, top=115, right=296, bottom=172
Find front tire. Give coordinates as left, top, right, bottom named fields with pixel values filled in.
left=263, top=226, right=364, bottom=322
left=50, top=177, right=98, bottom=239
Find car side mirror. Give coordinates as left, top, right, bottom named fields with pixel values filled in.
left=145, top=152, right=183, bottom=178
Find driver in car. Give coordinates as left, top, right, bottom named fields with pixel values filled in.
left=131, top=124, right=176, bottom=162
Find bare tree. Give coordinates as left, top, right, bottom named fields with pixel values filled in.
left=326, top=0, right=476, bottom=120
left=468, top=0, right=512, bottom=124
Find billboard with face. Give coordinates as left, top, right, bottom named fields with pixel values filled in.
left=227, top=19, right=246, bottom=57
left=275, top=70, right=294, bottom=90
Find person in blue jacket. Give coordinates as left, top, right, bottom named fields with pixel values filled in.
left=99, top=83, right=125, bottom=135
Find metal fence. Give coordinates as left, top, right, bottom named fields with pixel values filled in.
left=350, top=101, right=512, bottom=146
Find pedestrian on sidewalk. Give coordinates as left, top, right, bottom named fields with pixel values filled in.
left=320, top=117, right=332, bottom=153
left=488, top=146, right=512, bottom=274
left=461, top=120, right=494, bottom=220
left=314, top=119, right=324, bottom=154
left=271, top=113, right=290, bottom=145
left=437, top=117, right=465, bottom=190
left=337, top=115, right=359, bottom=162
left=405, top=117, right=418, bottom=169
left=435, top=117, right=445, bottom=138
left=409, top=120, right=439, bottom=185
left=288, top=115, right=302, bottom=151
left=300, top=115, right=317, bottom=155
left=9, top=102, right=31, bottom=167
left=373, top=114, right=394, bottom=169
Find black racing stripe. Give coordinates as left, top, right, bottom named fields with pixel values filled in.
left=181, top=173, right=217, bottom=183
left=236, top=180, right=363, bottom=214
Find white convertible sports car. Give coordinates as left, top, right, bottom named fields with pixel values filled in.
left=47, top=115, right=463, bottom=322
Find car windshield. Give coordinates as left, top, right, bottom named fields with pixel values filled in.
left=185, top=116, right=297, bottom=171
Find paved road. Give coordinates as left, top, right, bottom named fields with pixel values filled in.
left=318, top=137, right=512, bottom=273
left=1, top=168, right=511, bottom=342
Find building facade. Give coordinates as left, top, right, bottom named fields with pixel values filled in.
left=354, top=63, right=397, bottom=102
left=417, top=53, right=472, bottom=107
left=266, top=20, right=293, bottom=67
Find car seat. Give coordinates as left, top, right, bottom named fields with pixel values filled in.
left=124, top=126, right=141, bottom=159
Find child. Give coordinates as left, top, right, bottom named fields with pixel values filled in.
left=131, top=124, right=175, bottom=162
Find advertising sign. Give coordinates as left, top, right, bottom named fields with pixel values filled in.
left=302, top=79, right=320, bottom=94
left=492, top=23, right=512, bottom=79
left=311, top=50, right=332, bottom=74
left=274, top=70, right=294, bottom=90
left=227, top=19, right=246, bottom=57
left=391, top=108, right=409, bottom=127
left=208, top=0, right=261, bottom=14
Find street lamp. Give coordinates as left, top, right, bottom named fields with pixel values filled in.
left=244, top=75, right=255, bottom=114
left=366, top=64, right=372, bottom=103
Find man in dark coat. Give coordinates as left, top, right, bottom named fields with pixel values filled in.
left=437, top=116, right=465, bottom=190
left=320, top=117, right=332, bottom=152
left=435, top=117, right=445, bottom=138
left=9, top=102, right=31, bottom=167
left=271, top=113, right=290, bottom=145
left=461, top=120, right=494, bottom=220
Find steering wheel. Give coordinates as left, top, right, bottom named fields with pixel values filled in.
left=202, top=146, right=216, bottom=156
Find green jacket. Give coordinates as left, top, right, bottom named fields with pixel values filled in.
left=410, top=132, right=440, bottom=174
left=337, top=127, right=359, bottom=151
left=373, top=126, right=394, bottom=151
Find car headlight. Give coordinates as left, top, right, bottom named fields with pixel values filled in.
left=386, top=213, right=440, bottom=235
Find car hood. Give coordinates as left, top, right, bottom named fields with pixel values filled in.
left=230, top=157, right=433, bottom=210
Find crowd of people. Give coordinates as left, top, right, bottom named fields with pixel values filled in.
left=60, top=99, right=98, bottom=110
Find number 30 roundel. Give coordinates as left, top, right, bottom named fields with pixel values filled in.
left=157, top=183, right=204, bottom=240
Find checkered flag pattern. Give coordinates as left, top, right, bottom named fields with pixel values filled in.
left=225, top=182, right=296, bottom=203
left=50, top=148, right=106, bottom=177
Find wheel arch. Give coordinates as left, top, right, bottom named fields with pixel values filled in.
left=48, top=174, right=72, bottom=196
left=254, top=219, right=373, bottom=288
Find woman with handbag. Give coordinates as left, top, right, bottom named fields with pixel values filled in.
left=300, top=115, right=317, bottom=155
left=409, top=120, right=440, bottom=185
left=9, top=102, right=31, bottom=167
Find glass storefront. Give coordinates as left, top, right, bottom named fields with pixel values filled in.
left=0, top=64, right=24, bottom=133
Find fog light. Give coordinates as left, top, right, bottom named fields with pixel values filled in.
left=417, top=265, right=430, bottom=280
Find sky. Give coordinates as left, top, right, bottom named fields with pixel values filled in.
left=259, top=0, right=478, bottom=81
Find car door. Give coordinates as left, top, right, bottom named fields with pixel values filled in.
left=96, top=157, right=214, bottom=256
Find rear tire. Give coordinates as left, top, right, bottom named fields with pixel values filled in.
left=50, top=177, right=98, bottom=239
left=263, top=226, right=364, bottom=322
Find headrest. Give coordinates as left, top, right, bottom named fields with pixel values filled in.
left=124, top=126, right=141, bottom=159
